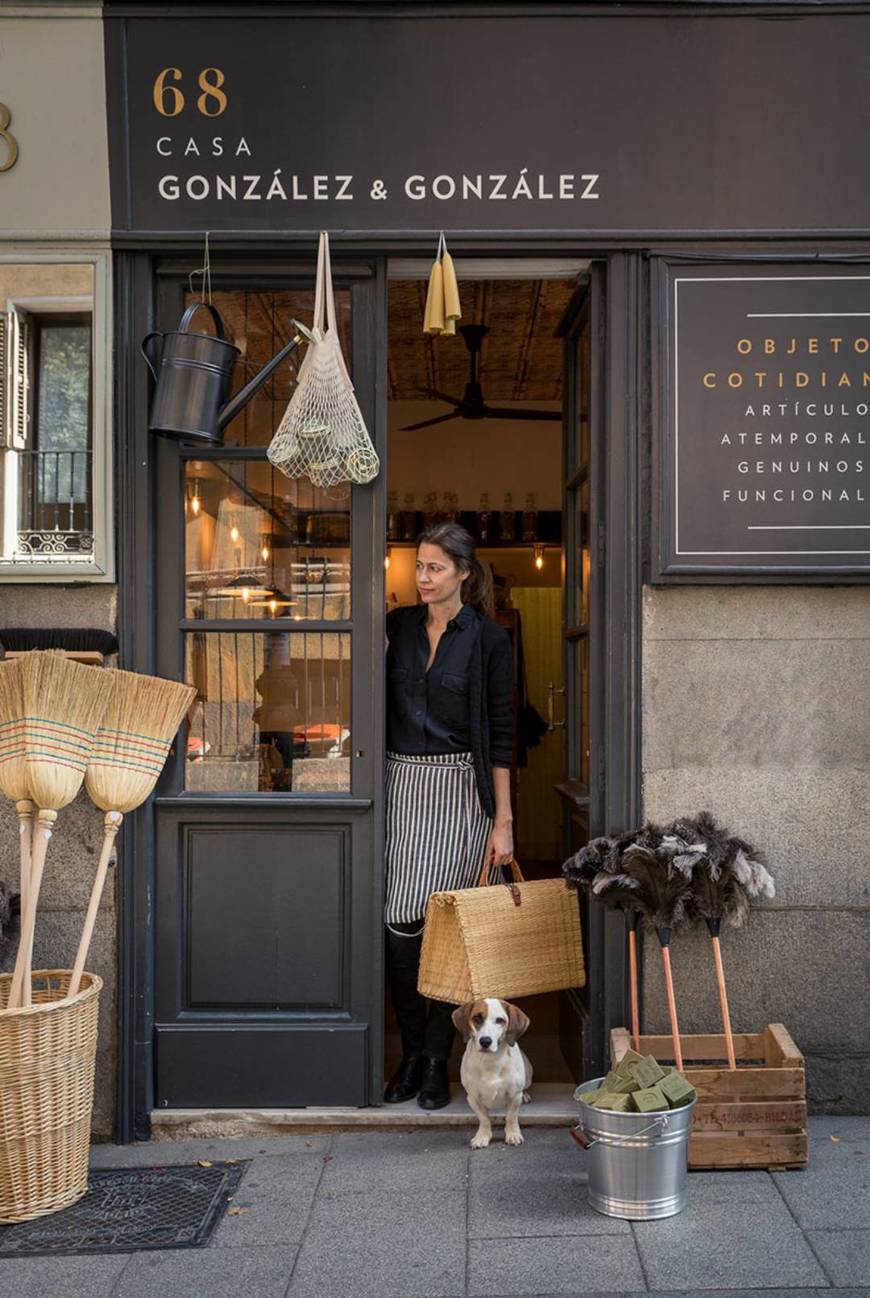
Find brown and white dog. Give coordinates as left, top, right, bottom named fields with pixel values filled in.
left=452, top=998, right=532, bottom=1149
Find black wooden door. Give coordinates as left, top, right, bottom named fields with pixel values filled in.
left=150, top=262, right=385, bottom=1108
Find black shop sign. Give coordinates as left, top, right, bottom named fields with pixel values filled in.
left=655, top=265, right=870, bottom=580
left=105, top=12, right=870, bottom=236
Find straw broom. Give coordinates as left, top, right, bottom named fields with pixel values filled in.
left=67, top=671, right=195, bottom=998
left=0, top=660, right=34, bottom=934
left=8, top=653, right=112, bottom=1009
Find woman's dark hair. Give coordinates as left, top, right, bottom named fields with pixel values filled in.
left=417, top=521, right=494, bottom=618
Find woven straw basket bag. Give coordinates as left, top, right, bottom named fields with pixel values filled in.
left=418, top=860, right=585, bottom=1004
left=0, top=969, right=102, bottom=1223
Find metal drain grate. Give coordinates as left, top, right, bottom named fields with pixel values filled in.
left=0, top=1162, right=248, bottom=1256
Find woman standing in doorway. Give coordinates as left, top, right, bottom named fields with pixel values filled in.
left=384, top=522, right=515, bottom=1109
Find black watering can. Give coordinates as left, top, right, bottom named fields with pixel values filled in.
left=141, top=303, right=310, bottom=446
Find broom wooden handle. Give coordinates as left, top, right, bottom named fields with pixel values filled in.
left=67, top=812, right=122, bottom=1000
left=628, top=926, right=640, bottom=1052
left=14, top=800, right=34, bottom=921
left=9, top=808, right=57, bottom=1010
left=660, top=944, right=683, bottom=1071
left=711, top=934, right=737, bottom=1070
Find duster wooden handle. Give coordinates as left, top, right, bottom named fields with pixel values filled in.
left=628, top=927, right=640, bottom=1052
left=660, top=944, right=683, bottom=1071
left=9, top=809, right=57, bottom=1010
left=67, top=813, right=123, bottom=1000
left=711, top=934, right=737, bottom=1070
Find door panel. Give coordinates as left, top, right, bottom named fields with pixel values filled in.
left=151, top=265, right=383, bottom=1109
left=184, top=826, right=348, bottom=1008
left=556, top=269, right=605, bottom=1079
left=156, top=1026, right=369, bottom=1108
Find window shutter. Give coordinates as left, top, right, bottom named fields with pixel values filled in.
left=0, top=309, right=30, bottom=450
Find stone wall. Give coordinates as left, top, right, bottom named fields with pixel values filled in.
left=0, top=585, right=118, bottom=1137
left=641, top=585, right=870, bottom=1113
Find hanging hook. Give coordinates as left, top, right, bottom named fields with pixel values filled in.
left=188, top=231, right=213, bottom=304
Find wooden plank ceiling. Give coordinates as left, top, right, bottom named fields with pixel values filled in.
left=388, top=279, right=577, bottom=403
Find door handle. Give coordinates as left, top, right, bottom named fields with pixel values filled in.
left=547, top=682, right=566, bottom=731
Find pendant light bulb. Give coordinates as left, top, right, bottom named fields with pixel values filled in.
left=384, top=552, right=391, bottom=570
left=190, top=480, right=202, bottom=516
left=230, top=521, right=240, bottom=545
left=241, top=586, right=250, bottom=603
left=534, top=544, right=544, bottom=571
left=268, top=598, right=278, bottom=617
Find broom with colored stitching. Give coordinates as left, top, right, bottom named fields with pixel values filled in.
left=67, top=670, right=196, bottom=998
left=0, top=660, right=35, bottom=942
left=8, top=653, right=112, bottom=1009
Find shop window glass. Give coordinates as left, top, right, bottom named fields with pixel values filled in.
left=183, top=288, right=352, bottom=449
left=0, top=261, right=108, bottom=576
left=185, top=461, right=350, bottom=620
left=19, top=315, right=92, bottom=552
left=184, top=630, right=351, bottom=793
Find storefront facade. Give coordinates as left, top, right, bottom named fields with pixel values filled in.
left=1, top=1, right=868, bottom=1141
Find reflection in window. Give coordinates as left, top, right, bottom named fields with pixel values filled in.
left=185, top=631, right=350, bottom=793
left=185, top=461, right=350, bottom=621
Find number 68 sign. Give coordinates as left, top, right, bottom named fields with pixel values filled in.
left=0, top=102, right=18, bottom=172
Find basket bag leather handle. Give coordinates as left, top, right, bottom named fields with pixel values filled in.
left=478, top=857, right=525, bottom=906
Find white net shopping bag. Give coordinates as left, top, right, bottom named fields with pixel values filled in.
left=267, top=232, right=380, bottom=487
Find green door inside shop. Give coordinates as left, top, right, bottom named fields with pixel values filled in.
left=148, top=261, right=386, bottom=1109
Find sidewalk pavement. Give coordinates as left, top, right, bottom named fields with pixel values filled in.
left=1, top=1116, right=868, bottom=1298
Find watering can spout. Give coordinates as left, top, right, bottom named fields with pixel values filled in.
left=217, top=320, right=311, bottom=430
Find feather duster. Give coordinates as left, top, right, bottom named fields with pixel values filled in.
left=620, top=844, right=693, bottom=941
left=562, top=836, right=614, bottom=890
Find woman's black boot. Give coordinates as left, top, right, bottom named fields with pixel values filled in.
left=384, top=1054, right=424, bottom=1103
left=417, top=1058, right=450, bottom=1110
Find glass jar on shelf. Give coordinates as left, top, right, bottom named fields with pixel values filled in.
left=423, top=491, right=439, bottom=527
left=522, top=492, right=538, bottom=542
left=400, top=491, right=417, bottom=540
left=499, top=491, right=515, bottom=542
left=477, top=492, right=492, bottom=543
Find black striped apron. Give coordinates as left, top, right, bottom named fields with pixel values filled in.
left=384, top=751, right=492, bottom=930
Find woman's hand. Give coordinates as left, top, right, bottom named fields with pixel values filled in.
left=485, top=819, right=514, bottom=868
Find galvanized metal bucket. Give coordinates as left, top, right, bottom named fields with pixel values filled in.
left=573, top=1077, right=696, bottom=1220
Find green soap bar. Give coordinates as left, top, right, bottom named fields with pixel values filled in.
left=596, top=1093, right=634, bottom=1112
left=632, top=1086, right=668, bottom=1113
left=614, top=1048, right=644, bottom=1079
left=610, top=1074, right=640, bottom=1094
left=659, top=1072, right=697, bottom=1107
left=629, top=1055, right=666, bottom=1088
left=577, top=1087, right=605, bottom=1106
left=603, top=1070, right=622, bottom=1090
left=587, top=1091, right=619, bottom=1108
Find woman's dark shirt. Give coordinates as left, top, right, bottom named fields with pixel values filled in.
left=386, top=602, right=514, bottom=814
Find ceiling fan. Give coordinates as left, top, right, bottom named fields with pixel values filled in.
left=400, top=323, right=562, bottom=431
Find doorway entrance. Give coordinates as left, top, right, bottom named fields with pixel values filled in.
left=384, top=263, right=597, bottom=1094
left=118, top=248, right=636, bottom=1137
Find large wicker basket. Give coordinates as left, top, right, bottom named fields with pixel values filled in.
left=0, top=969, right=102, bottom=1223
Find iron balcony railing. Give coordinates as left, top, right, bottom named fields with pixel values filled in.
left=16, top=449, right=94, bottom=559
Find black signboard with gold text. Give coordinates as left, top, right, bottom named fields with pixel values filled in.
left=655, top=265, right=870, bottom=578
left=104, top=13, right=870, bottom=236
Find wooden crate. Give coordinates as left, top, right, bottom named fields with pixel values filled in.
left=610, top=1024, right=807, bottom=1171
